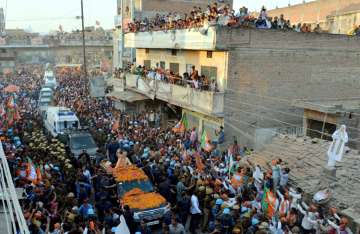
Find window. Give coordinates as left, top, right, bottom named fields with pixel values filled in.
left=65, top=55, right=71, bottom=63
left=206, top=51, right=213, bottom=58
left=201, top=66, right=217, bottom=80
left=171, top=49, right=177, bottom=56
left=160, top=61, right=166, bottom=69
left=145, top=48, right=149, bottom=54
left=144, top=60, right=151, bottom=69
left=169, top=63, right=179, bottom=74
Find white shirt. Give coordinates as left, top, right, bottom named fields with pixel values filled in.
left=190, top=194, right=201, bottom=214
left=280, top=172, right=288, bottom=187
left=193, top=80, right=199, bottom=89
left=289, top=188, right=302, bottom=209
left=327, top=220, right=353, bottom=234
left=155, top=72, right=162, bottom=81
left=297, top=204, right=318, bottom=230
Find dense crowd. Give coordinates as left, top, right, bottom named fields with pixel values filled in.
left=0, top=66, right=355, bottom=234
left=126, top=4, right=325, bottom=34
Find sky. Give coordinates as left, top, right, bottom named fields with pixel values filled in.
left=2, top=0, right=117, bottom=33
left=1, top=0, right=315, bottom=33
left=233, top=0, right=315, bottom=12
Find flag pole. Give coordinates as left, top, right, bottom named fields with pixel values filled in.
left=80, top=0, right=87, bottom=78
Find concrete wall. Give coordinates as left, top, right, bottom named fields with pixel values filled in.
left=267, top=0, right=360, bottom=25
left=327, top=11, right=360, bottom=34
left=136, top=48, right=228, bottom=91
left=182, top=109, right=224, bottom=141
left=220, top=28, right=360, bottom=148
left=4, top=45, right=113, bottom=69
left=303, top=109, right=360, bottom=149
left=125, top=74, right=224, bottom=116
left=125, top=27, right=217, bottom=51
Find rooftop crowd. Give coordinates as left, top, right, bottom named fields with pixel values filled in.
left=126, top=3, right=326, bottom=34
left=0, top=65, right=355, bottom=234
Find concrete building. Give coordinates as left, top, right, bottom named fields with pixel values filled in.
left=119, top=25, right=360, bottom=149
left=113, top=0, right=232, bottom=69
left=0, top=29, right=113, bottom=70
left=326, top=4, right=360, bottom=34
left=0, top=8, right=5, bottom=36
left=267, top=0, right=360, bottom=33
left=0, top=49, right=16, bottom=74
left=294, top=98, right=360, bottom=149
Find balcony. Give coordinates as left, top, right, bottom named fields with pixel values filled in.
left=124, top=26, right=217, bottom=50
left=125, top=74, right=224, bottom=116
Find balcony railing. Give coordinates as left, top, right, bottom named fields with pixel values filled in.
left=0, top=142, right=29, bottom=234
left=125, top=74, right=224, bottom=116
left=107, top=76, right=125, bottom=92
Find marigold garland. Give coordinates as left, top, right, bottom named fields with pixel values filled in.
left=112, top=165, right=148, bottom=182
left=122, top=188, right=166, bottom=210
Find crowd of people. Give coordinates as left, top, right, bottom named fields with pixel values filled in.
left=125, top=3, right=325, bottom=34
left=0, top=65, right=356, bottom=234
left=130, top=64, right=220, bottom=92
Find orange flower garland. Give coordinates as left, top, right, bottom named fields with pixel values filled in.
left=112, top=165, right=148, bottom=182
left=122, top=188, right=166, bottom=210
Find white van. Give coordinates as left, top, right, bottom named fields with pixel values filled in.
left=39, top=87, right=53, bottom=98
left=43, top=70, right=57, bottom=89
left=43, top=107, right=80, bottom=137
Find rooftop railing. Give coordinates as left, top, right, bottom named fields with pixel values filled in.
left=0, top=142, right=29, bottom=234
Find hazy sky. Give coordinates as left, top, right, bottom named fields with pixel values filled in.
left=3, top=0, right=117, bottom=33
left=233, top=0, right=316, bottom=11
left=1, top=0, right=315, bottom=33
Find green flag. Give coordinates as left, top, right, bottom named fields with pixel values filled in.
left=181, top=113, right=189, bottom=130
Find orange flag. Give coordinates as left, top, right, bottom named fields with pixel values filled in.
left=194, top=152, right=205, bottom=172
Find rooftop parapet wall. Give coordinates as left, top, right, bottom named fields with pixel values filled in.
left=125, top=26, right=360, bottom=51
left=124, top=27, right=217, bottom=50
left=216, top=27, right=360, bottom=51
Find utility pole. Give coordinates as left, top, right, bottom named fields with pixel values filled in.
left=80, top=0, right=87, bottom=78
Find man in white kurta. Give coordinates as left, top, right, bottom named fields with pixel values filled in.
left=327, top=125, right=348, bottom=168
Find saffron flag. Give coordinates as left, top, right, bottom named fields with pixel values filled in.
left=200, top=130, right=213, bottom=152
left=194, top=152, right=205, bottom=172
left=172, top=114, right=189, bottom=133
left=6, top=96, right=15, bottom=109
left=261, top=186, right=276, bottom=218
left=26, top=158, right=42, bottom=184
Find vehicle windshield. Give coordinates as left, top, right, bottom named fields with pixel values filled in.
left=58, top=121, right=79, bottom=132
left=70, top=135, right=97, bottom=150
left=40, top=101, right=50, bottom=106
left=40, top=92, right=52, bottom=97
left=117, top=180, right=154, bottom=197
left=40, top=98, right=51, bottom=102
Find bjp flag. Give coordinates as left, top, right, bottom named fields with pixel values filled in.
left=194, top=152, right=205, bottom=172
